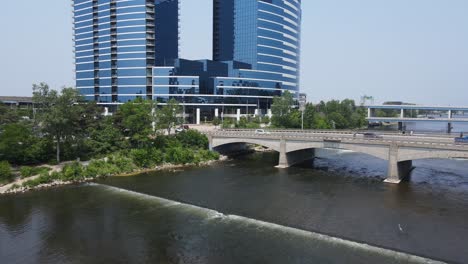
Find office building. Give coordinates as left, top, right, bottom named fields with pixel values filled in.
left=73, top=0, right=179, bottom=105
left=74, top=0, right=302, bottom=122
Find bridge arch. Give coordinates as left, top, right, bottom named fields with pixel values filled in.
left=211, top=138, right=282, bottom=152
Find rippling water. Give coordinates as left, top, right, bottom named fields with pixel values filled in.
left=1, top=151, right=468, bottom=263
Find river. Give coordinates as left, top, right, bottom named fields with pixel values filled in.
left=1, top=150, right=468, bottom=263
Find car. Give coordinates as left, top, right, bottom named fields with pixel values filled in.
left=175, top=125, right=189, bottom=133
left=255, top=129, right=270, bottom=135
left=455, top=136, right=468, bottom=144
left=362, top=132, right=383, bottom=139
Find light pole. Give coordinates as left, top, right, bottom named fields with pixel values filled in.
left=298, top=93, right=307, bottom=130
left=301, top=109, right=304, bottom=130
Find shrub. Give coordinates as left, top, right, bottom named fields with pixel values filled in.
left=61, top=162, right=84, bottom=181
left=213, top=117, right=221, bottom=127
left=130, top=149, right=152, bottom=168
left=109, top=154, right=136, bottom=173
left=20, top=166, right=51, bottom=178
left=222, top=118, right=234, bottom=129
left=0, top=161, right=13, bottom=183
left=175, top=130, right=209, bottom=149
left=165, top=147, right=195, bottom=165
left=197, top=150, right=220, bottom=161
left=20, top=166, right=34, bottom=178
left=148, top=148, right=164, bottom=166
left=84, top=159, right=118, bottom=178
left=22, top=172, right=54, bottom=188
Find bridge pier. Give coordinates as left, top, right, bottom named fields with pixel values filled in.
left=385, top=160, right=413, bottom=184
left=385, top=144, right=413, bottom=183
left=398, top=122, right=405, bottom=131
left=277, top=140, right=315, bottom=168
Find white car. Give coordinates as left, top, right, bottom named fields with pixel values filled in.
left=255, top=129, right=270, bottom=135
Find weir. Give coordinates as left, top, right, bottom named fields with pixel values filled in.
left=98, top=184, right=444, bottom=264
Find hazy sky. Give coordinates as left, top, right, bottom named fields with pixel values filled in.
left=0, top=0, right=467, bottom=105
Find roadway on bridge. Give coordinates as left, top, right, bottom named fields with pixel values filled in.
left=209, top=129, right=467, bottom=150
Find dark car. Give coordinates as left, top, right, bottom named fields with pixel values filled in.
left=363, top=132, right=383, bottom=139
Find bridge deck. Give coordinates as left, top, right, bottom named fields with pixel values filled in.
left=208, top=130, right=468, bottom=151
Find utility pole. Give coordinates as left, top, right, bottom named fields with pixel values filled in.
left=298, top=93, right=307, bottom=130
left=301, top=110, right=304, bottom=130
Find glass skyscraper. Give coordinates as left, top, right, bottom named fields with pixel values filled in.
left=74, top=0, right=301, bottom=122
left=214, top=0, right=301, bottom=88
left=73, top=0, right=179, bottom=105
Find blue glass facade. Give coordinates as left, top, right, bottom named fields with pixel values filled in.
left=74, top=0, right=301, bottom=120
left=73, top=0, right=179, bottom=104
left=213, top=0, right=301, bottom=92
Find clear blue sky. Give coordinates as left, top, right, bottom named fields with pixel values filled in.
left=0, top=0, right=467, bottom=105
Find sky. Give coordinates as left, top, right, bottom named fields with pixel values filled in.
left=0, top=0, right=467, bottom=105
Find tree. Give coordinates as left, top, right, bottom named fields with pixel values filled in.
left=175, top=130, right=209, bottom=149
left=314, top=115, right=331, bottom=129
left=327, top=112, right=348, bottom=129
left=0, top=123, right=34, bottom=164
left=156, top=98, right=182, bottom=135
left=302, top=103, right=316, bottom=129
left=0, top=103, right=20, bottom=126
left=213, top=117, right=221, bottom=127
left=114, top=98, right=153, bottom=146
left=350, top=108, right=367, bottom=128
left=85, top=117, right=128, bottom=156
left=33, top=83, right=85, bottom=163
left=271, top=91, right=297, bottom=128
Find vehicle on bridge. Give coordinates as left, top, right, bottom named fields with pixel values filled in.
left=255, top=129, right=271, bottom=135
left=455, top=136, right=468, bottom=144
left=354, top=132, right=383, bottom=139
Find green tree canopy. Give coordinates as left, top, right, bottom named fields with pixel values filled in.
left=271, top=91, right=301, bottom=128
left=32, top=83, right=92, bottom=163
left=114, top=97, right=154, bottom=146
left=156, top=98, right=182, bottom=135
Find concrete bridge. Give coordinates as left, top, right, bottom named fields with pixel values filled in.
left=207, top=130, right=468, bottom=184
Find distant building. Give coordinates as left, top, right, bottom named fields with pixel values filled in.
left=0, top=96, right=33, bottom=108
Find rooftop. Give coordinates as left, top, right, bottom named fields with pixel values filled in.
left=0, top=96, right=33, bottom=104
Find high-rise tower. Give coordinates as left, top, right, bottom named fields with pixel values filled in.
left=213, top=0, right=302, bottom=93
left=213, top=0, right=235, bottom=61
left=73, top=0, right=179, bottom=104
left=74, top=0, right=302, bottom=123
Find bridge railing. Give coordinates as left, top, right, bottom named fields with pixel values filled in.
left=213, top=128, right=459, bottom=138
left=208, top=130, right=468, bottom=149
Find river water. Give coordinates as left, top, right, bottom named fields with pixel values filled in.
left=1, top=150, right=468, bottom=263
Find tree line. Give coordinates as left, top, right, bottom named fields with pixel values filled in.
left=270, top=91, right=368, bottom=129
left=0, top=83, right=210, bottom=183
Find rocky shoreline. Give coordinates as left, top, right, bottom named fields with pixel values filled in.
left=1, top=155, right=228, bottom=195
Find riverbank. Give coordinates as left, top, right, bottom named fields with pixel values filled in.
left=1, top=154, right=227, bottom=195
